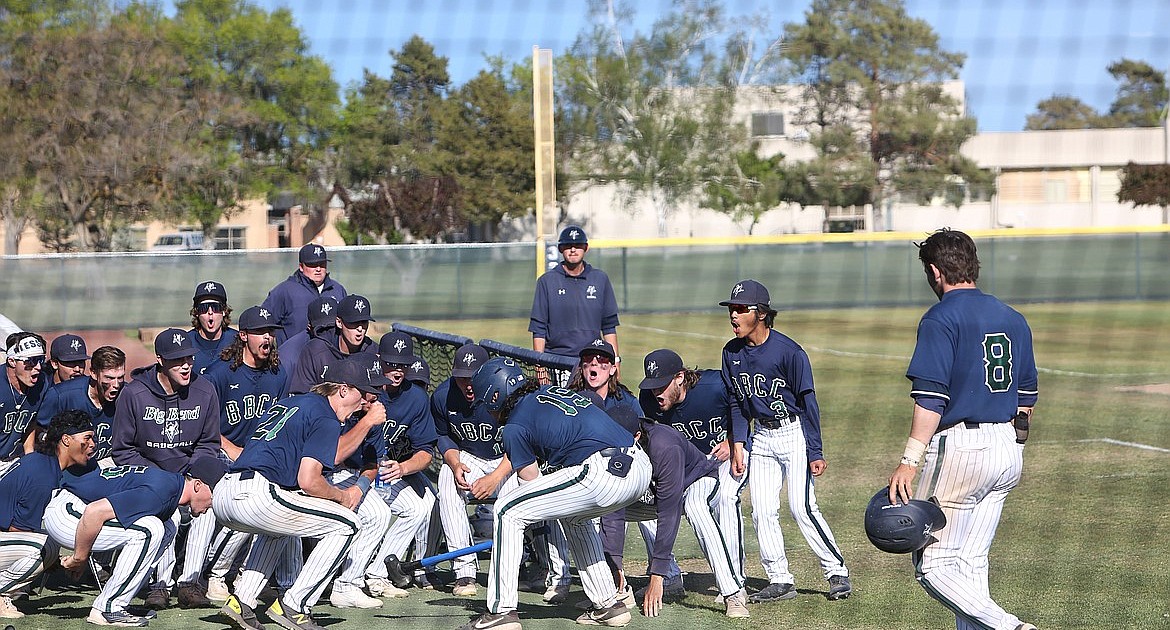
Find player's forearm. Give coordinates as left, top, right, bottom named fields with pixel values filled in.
left=220, top=435, right=243, bottom=461
left=401, top=449, right=433, bottom=476
left=335, top=422, right=374, bottom=464
left=300, top=472, right=346, bottom=503
left=532, top=337, right=546, bottom=353
left=908, top=402, right=942, bottom=444
left=74, top=500, right=116, bottom=560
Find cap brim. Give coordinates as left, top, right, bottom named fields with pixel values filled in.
left=379, top=353, right=413, bottom=364
left=56, top=353, right=90, bottom=362
left=450, top=368, right=477, bottom=378
left=719, top=299, right=755, bottom=306
left=339, top=316, right=376, bottom=324
left=159, top=349, right=198, bottom=360
left=639, top=375, right=674, bottom=390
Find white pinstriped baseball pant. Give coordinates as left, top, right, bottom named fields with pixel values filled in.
left=44, top=490, right=176, bottom=615
left=0, top=531, right=51, bottom=596
left=365, top=476, right=436, bottom=582
left=749, top=420, right=848, bottom=585
left=437, top=452, right=520, bottom=581
left=487, top=447, right=652, bottom=615
left=326, top=469, right=392, bottom=592
left=213, top=472, right=358, bottom=614
left=915, top=422, right=1025, bottom=630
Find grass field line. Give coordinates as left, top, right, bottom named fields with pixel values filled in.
left=1076, top=438, right=1170, bottom=454
left=625, top=324, right=1169, bottom=378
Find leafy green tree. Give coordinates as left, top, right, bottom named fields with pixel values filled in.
left=1118, top=162, right=1170, bottom=224
left=1024, top=95, right=1100, bottom=130
left=701, top=146, right=811, bottom=234
left=1101, top=59, right=1168, bottom=128
left=779, top=0, right=993, bottom=228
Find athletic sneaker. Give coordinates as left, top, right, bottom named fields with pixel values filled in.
left=220, top=595, right=267, bottom=630
left=412, top=572, right=436, bottom=590
left=177, top=582, right=211, bottom=608
left=458, top=610, right=521, bottom=630
left=635, top=578, right=685, bottom=604
left=575, top=585, right=635, bottom=611
left=575, top=601, right=632, bottom=627
left=747, top=582, right=796, bottom=603
left=143, top=588, right=170, bottom=610
left=826, top=575, right=852, bottom=601
left=86, top=608, right=150, bottom=627
left=0, top=595, right=24, bottom=619
left=1015, top=624, right=1038, bottom=630
left=365, top=577, right=409, bottom=598
left=329, top=583, right=384, bottom=609
left=266, top=600, right=325, bottom=630
left=724, top=590, right=750, bottom=619
left=543, top=583, right=570, bottom=604
left=452, top=577, right=479, bottom=597
left=206, top=576, right=231, bottom=602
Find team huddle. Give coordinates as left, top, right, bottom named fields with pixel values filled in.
left=0, top=228, right=1039, bottom=630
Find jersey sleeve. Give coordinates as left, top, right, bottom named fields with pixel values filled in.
left=599, top=274, right=619, bottom=334
left=647, top=439, right=686, bottom=577
left=1015, top=319, right=1039, bottom=407
left=528, top=275, right=550, bottom=337
left=302, top=413, right=342, bottom=470
left=906, top=317, right=954, bottom=406
left=500, top=425, right=537, bottom=472
left=111, top=388, right=151, bottom=468
left=431, top=388, right=458, bottom=455
left=36, top=387, right=62, bottom=428
left=720, top=350, right=750, bottom=443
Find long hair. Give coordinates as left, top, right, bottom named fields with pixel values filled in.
left=498, top=379, right=541, bottom=424
left=190, top=303, right=234, bottom=331
left=567, top=369, right=634, bottom=400
left=219, top=334, right=281, bottom=373
left=34, top=409, right=94, bottom=455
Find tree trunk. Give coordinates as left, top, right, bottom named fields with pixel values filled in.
left=3, top=214, right=26, bottom=255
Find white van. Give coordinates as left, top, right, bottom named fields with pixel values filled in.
left=150, top=232, right=205, bottom=251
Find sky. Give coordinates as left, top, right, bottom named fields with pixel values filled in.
left=247, top=0, right=1170, bottom=132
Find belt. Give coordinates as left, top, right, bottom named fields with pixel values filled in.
left=0, top=455, right=18, bottom=464
left=755, top=416, right=797, bottom=429
left=237, top=470, right=256, bottom=480
left=598, top=446, right=632, bottom=458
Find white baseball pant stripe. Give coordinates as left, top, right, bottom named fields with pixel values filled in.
left=529, top=517, right=572, bottom=588
left=151, top=506, right=218, bottom=588
left=749, top=421, right=847, bottom=585
left=437, top=452, right=519, bottom=580
left=0, top=532, right=50, bottom=595
left=232, top=536, right=303, bottom=608
left=915, top=422, right=1024, bottom=630
left=487, top=448, right=652, bottom=614
left=44, top=490, right=176, bottom=614
left=365, top=477, right=436, bottom=581
left=715, top=457, right=750, bottom=583
left=213, top=472, right=358, bottom=614
left=415, top=479, right=443, bottom=569
left=327, top=469, right=393, bottom=591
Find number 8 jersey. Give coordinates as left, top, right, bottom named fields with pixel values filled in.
left=907, top=288, right=1039, bottom=426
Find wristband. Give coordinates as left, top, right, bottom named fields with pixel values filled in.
left=354, top=476, right=373, bottom=496
left=901, top=437, right=927, bottom=468
left=614, top=355, right=621, bottom=365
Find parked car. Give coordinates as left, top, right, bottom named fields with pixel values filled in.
left=150, top=232, right=204, bottom=251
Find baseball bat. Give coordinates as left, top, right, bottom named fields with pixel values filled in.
left=402, top=540, right=493, bottom=573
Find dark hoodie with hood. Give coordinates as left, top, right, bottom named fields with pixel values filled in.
left=111, top=363, right=221, bottom=473
left=288, top=327, right=377, bottom=395
left=262, top=269, right=347, bottom=346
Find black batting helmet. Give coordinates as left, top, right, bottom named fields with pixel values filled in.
left=864, top=488, right=947, bottom=554
left=471, top=357, right=527, bottom=412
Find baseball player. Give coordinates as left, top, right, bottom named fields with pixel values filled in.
left=262, top=243, right=347, bottom=346
left=35, top=345, right=126, bottom=464
left=3, top=332, right=49, bottom=474
left=111, top=328, right=221, bottom=610
left=0, top=410, right=95, bottom=620
left=202, top=306, right=291, bottom=602
left=638, top=348, right=750, bottom=591
left=406, top=355, right=431, bottom=391
left=719, top=279, right=852, bottom=603
left=459, top=357, right=651, bottom=630
left=44, top=454, right=225, bottom=627
left=47, top=333, right=90, bottom=385
left=289, top=293, right=377, bottom=395
left=213, top=357, right=381, bottom=630
left=189, top=281, right=239, bottom=376
left=279, top=296, right=339, bottom=379
left=364, top=331, right=440, bottom=594
left=529, top=226, right=620, bottom=372
left=601, top=406, right=749, bottom=619
left=432, top=343, right=506, bottom=598
left=570, top=339, right=685, bottom=605
left=887, top=229, right=1039, bottom=630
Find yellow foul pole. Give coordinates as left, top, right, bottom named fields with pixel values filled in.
left=532, top=46, right=557, bottom=278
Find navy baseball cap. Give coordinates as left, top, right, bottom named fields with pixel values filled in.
left=331, top=356, right=387, bottom=395
left=193, top=280, right=228, bottom=304
left=238, top=306, right=279, bottom=331
left=557, top=225, right=588, bottom=247
left=406, top=356, right=430, bottom=387
left=451, top=343, right=489, bottom=378
left=719, top=279, right=771, bottom=308
left=187, top=456, right=227, bottom=490
left=154, top=328, right=197, bottom=360
left=579, top=338, right=615, bottom=362
left=606, top=405, right=644, bottom=437
left=378, top=331, right=415, bottom=364
left=307, top=296, right=339, bottom=331
left=337, top=294, right=375, bottom=325
left=299, top=243, right=330, bottom=265
left=639, top=349, right=685, bottom=390
left=50, top=334, right=90, bottom=362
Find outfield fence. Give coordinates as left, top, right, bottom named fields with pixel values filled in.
left=3, top=228, right=1169, bottom=331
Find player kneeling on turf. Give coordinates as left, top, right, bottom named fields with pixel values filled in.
left=45, top=454, right=224, bottom=627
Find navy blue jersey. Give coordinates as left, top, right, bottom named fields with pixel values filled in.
left=204, top=360, right=290, bottom=448
left=590, top=387, right=643, bottom=417
left=0, top=366, right=48, bottom=460
left=722, top=330, right=825, bottom=462
left=279, top=330, right=312, bottom=378
left=907, top=288, right=1039, bottom=428
left=431, top=378, right=503, bottom=460
left=230, top=393, right=341, bottom=489
left=262, top=270, right=347, bottom=346
left=339, top=414, right=382, bottom=470
left=640, top=422, right=719, bottom=575
left=288, top=329, right=376, bottom=395
left=36, top=376, right=117, bottom=461
left=501, top=386, right=634, bottom=471
left=640, top=369, right=739, bottom=455
left=381, top=382, right=438, bottom=460
left=0, top=452, right=61, bottom=531
left=528, top=262, right=620, bottom=357
left=189, top=327, right=238, bottom=376
left=63, top=461, right=185, bottom=524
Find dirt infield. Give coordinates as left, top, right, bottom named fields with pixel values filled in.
left=1114, top=383, right=1170, bottom=396
left=42, top=329, right=157, bottom=371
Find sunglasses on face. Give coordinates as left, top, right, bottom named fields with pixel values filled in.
left=581, top=353, right=613, bottom=365
left=18, top=355, right=45, bottom=369
left=384, top=363, right=409, bottom=372
left=196, top=302, right=224, bottom=314
left=727, top=304, right=758, bottom=314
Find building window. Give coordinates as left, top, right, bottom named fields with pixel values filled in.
left=751, top=112, right=785, bottom=137
left=1044, top=178, right=1067, bottom=203
left=214, top=227, right=246, bottom=250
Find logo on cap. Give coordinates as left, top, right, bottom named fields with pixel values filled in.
left=71, top=339, right=82, bottom=351
left=394, top=339, right=407, bottom=352
left=259, top=308, right=271, bottom=319
left=314, top=246, right=323, bottom=256
left=647, top=361, right=658, bottom=375
left=569, top=229, right=579, bottom=240
left=320, top=302, right=333, bottom=315
left=411, top=361, right=423, bottom=372
left=591, top=339, right=604, bottom=347
left=354, top=300, right=366, bottom=313
left=732, top=283, right=744, bottom=298
left=204, top=282, right=217, bottom=294
left=172, top=333, right=183, bottom=345
left=462, top=352, right=477, bottom=367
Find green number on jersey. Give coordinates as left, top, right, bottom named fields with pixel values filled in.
left=982, top=333, right=1013, bottom=393
left=101, top=465, right=148, bottom=479
left=535, top=387, right=592, bottom=416
left=251, top=405, right=298, bottom=442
